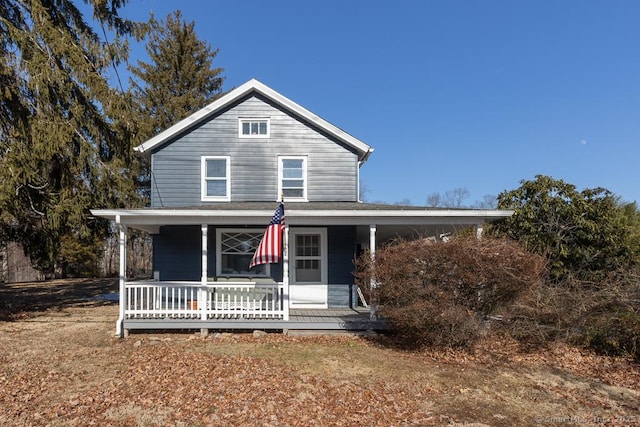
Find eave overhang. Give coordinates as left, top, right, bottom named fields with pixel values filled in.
left=91, top=206, right=513, bottom=234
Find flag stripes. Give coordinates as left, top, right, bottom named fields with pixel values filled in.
left=249, top=203, right=285, bottom=269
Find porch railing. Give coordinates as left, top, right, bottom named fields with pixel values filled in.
left=124, top=281, right=285, bottom=320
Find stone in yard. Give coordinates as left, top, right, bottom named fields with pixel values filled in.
left=253, top=330, right=268, bottom=337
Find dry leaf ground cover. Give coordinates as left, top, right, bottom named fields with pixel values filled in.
left=0, top=279, right=639, bottom=426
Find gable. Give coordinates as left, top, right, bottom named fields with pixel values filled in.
left=148, top=93, right=364, bottom=206
left=148, top=93, right=364, bottom=157
left=135, top=79, right=373, bottom=162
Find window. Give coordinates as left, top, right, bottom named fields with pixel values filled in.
left=201, top=156, right=230, bottom=201
left=217, top=230, right=269, bottom=276
left=290, top=228, right=327, bottom=285
left=278, top=156, right=307, bottom=201
left=294, top=234, right=321, bottom=282
left=239, top=118, right=269, bottom=138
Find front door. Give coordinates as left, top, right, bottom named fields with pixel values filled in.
left=289, top=228, right=328, bottom=308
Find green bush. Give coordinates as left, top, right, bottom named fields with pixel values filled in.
left=582, top=311, right=640, bottom=362
left=57, top=234, right=102, bottom=278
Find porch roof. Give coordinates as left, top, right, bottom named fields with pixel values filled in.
left=91, top=202, right=512, bottom=235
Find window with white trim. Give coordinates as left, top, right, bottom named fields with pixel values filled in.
left=216, top=229, right=269, bottom=276
left=239, top=118, right=270, bottom=138
left=278, top=156, right=307, bottom=201
left=201, top=156, right=230, bottom=201
left=294, top=233, right=321, bottom=282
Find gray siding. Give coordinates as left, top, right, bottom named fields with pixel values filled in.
left=327, top=226, right=357, bottom=308
left=328, top=284, right=354, bottom=308
left=151, top=95, right=360, bottom=207
left=153, top=225, right=201, bottom=281
left=327, top=226, right=357, bottom=285
left=153, top=225, right=285, bottom=282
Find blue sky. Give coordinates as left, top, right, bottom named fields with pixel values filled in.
left=116, top=0, right=640, bottom=205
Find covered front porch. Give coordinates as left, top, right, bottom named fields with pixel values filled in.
left=120, top=277, right=378, bottom=335
left=91, top=202, right=512, bottom=337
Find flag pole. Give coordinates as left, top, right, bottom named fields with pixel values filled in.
left=247, top=197, right=288, bottom=320
left=281, top=193, right=289, bottom=320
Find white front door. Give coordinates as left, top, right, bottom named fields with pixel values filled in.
left=289, top=228, right=328, bottom=308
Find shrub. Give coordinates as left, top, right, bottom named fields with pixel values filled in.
left=582, top=311, right=640, bottom=362
left=500, top=270, right=640, bottom=361
left=356, top=236, right=546, bottom=349
left=570, top=272, right=640, bottom=361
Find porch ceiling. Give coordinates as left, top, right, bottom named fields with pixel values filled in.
left=355, top=224, right=475, bottom=243
left=91, top=202, right=512, bottom=234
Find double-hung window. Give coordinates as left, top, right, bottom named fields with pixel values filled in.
left=278, top=156, right=307, bottom=201
left=201, top=156, right=230, bottom=201
left=239, top=118, right=269, bottom=138
left=217, top=229, right=269, bottom=276
left=294, top=233, right=322, bottom=282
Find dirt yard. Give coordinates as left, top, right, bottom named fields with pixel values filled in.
left=0, top=279, right=639, bottom=426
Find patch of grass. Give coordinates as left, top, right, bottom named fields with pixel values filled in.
left=103, top=403, right=170, bottom=426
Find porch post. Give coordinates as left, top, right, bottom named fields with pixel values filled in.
left=369, top=224, right=377, bottom=321
left=200, top=224, right=208, bottom=322
left=282, top=224, right=290, bottom=321
left=476, top=223, right=484, bottom=240
left=115, top=216, right=127, bottom=338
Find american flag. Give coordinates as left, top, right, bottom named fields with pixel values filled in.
left=249, top=202, right=285, bottom=269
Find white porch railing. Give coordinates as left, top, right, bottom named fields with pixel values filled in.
left=124, top=281, right=285, bottom=320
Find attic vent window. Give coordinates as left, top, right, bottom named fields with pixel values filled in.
left=239, top=118, right=270, bottom=138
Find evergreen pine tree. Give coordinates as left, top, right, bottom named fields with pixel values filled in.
left=0, top=0, right=144, bottom=275
left=129, top=10, right=225, bottom=139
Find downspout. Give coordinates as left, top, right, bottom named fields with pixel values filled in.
left=115, top=215, right=126, bottom=338
left=357, top=161, right=362, bottom=203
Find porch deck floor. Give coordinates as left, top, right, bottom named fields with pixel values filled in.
left=289, top=308, right=374, bottom=326
left=123, top=307, right=384, bottom=332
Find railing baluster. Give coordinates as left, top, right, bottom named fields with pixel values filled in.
left=123, top=281, right=285, bottom=320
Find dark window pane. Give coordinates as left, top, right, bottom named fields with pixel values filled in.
left=206, top=159, right=226, bottom=178
left=284, top=188, right=304, bottom=198
left=207, top=180, right=226, bottom=196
